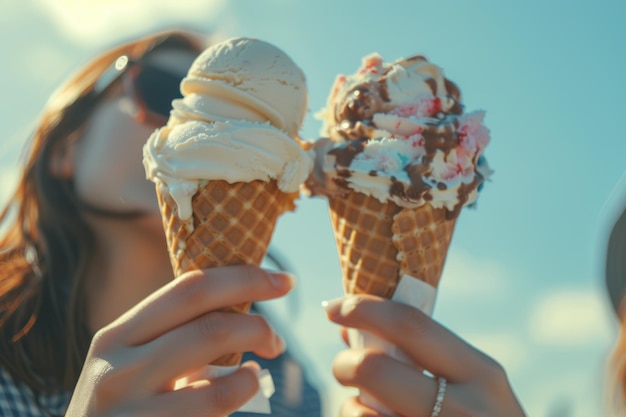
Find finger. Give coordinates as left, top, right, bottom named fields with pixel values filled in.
left=340, top=327, right=350, bottom=346
left=170, top=312, right=285, bottom=361
left=340, top=397, right=394, bottom=417
left=333, top=348, right=436, bottom=417
left=109, top=266, right=295, bottom=346
left=134, top=312, right=284, bottom=390
left=124, top=363, right=261, bottom=417
left=324, top=295, right=486, bottom=382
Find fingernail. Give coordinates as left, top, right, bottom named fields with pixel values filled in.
left=268, top=272, right=296, bottom=291
left=322, top=297, right=345, bottom=316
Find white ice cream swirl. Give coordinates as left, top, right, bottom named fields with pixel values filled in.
left=143, top=120, right=313, bottom=220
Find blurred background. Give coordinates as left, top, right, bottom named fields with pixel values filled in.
left=1, top=1, right=625, bottom=416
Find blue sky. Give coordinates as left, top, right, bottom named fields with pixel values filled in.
left=1, top=1, right=625, bottom=415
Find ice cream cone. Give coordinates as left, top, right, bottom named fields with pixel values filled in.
left=157, top=179, right=296, bottom=366
left=329, top=190, right=456, bottom=298
left=144, top=38, right=312, bottom=372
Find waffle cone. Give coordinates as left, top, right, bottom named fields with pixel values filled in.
left=329, top=191, right=456, bottom=299
left=391, top=202, right=457, bottom=288
left=157, top=179, right=296, bottom=366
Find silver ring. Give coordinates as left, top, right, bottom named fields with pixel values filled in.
left=430, top=377, right=447, bottom=417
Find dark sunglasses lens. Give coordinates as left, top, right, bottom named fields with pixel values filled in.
left=135, top=68, right=183, bottom=117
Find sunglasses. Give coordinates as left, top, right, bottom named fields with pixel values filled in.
left=93, top=54, right=185, bottom=125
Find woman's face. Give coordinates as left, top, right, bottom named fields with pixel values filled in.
left=71, top=49, right=196, bottom=217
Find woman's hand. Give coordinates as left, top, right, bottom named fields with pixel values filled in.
left=66, top=265, right=294, bottom=417
left=324, top=294, right=527, bottom=417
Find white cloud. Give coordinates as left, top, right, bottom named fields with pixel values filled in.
left=438, top=248, right=511, bottom=297
left=529, top=287, right=616, bottom=346
left=35, top=0, right=227, bottom=46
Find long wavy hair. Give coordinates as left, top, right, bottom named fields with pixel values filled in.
left=0, top=28, right=206, bottom=394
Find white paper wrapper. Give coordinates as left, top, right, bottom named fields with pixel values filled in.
left=347, top=274, right=437, bottom=414
left=174, top=365, right=275, bottom=414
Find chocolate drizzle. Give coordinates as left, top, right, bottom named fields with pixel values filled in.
left=333, top=177, right=350, bottom=189
left=328, top=138, right=367, bottom=168
left=337, top=168, right=351, bottom=178
left=327, top=139, right=369, bottom=190
left=444, top=79, right=463, bottom=114
left=424, top=78, right=437, bottom=95
left=389, top=177, right=406, bottom=198
left=404, top=162, right=432, bottom=201
left=446, top=176, right=482, bottom=220
left=335, top=82, right=388, bottom=137
left=421, top=118, right=460, bottom=163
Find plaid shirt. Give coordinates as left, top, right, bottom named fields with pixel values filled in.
left=0, top=368, right=69, bottom=417
left=0, top=351, right=321, bottom=417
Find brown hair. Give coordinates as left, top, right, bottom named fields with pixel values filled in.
left=0, top=28, right=206, bottom=394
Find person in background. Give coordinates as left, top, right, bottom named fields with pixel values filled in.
left=606, top=196, right=626, bottom=415
left=0, top=28, right=321, bottom=417
left=0, top=26, right=526, bottom=417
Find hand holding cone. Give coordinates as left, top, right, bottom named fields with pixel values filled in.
left=305, top=50, right=493, bottom=416
left=144, top=37, right=312, bottom=366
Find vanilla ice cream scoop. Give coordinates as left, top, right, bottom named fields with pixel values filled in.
left=143, top=37, right=312, bottom=221
left=170, top=37, right=308, bottom=138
